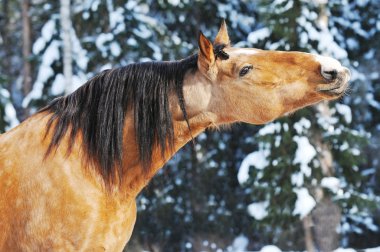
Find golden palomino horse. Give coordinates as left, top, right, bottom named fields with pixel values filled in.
left=0, top=22, right=350, bottom=251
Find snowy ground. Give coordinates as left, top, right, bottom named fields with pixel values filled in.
left=228, top=235, right=380, bottom=252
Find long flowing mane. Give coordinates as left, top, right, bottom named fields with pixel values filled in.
left=40, top=54, right=198, bottom=185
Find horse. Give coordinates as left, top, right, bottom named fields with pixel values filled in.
left=0, top=21, right=350, bottom=251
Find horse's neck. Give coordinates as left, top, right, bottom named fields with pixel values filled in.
left=118, top=71, right=222, bottom=197
left=119, top=110, right=214, bottom=197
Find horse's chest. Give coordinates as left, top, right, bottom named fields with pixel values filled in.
left=89, top=201, right=137, bottom=250
left=26, top=198, right=137, bottom=251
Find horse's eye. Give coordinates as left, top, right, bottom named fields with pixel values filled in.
left=239, top=65, right=253, bottom=77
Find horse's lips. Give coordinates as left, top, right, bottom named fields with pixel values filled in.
left=319, top=82, right=349, bottom=97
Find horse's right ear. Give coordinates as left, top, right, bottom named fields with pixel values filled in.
left=198, top=31, right=216, bottom=79
left=214, top=20, right=230, bottom=46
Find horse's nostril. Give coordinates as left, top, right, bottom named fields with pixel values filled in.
left=322, top=69, right=338, bottom=81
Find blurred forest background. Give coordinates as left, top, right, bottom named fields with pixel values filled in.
left=0, top=0, right=379, bottom=251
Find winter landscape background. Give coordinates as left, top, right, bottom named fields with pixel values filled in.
left=0, top=0, right=379, bottom=251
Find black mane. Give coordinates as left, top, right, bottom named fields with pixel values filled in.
left=40, top=54, right=198, bottom=185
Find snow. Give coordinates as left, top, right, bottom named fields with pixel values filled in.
left=318, top=29, right=348, bottom=60
left=0, top=88, right=19, bottom=130
left=363, top=217, right=379, bottom=231
left=351, top=148, right=360, bottom=156
left=291, top=172, right=305, bottom=187
left=340, top=141, right=349, bottom=151
left=293, top=187, right=316, bottom=218
left=51, top=73, right=85, bottom=96
left=24, top=40, right=61, bottom=107
left=361, top=168, right=376, bottom=176
left=238, top=146, right=270, bottom=184
left=100, top=63, right=112, bottom=71
left=229, top=235, right=249, bottom=252
left=172, top=34, right=181, bottom=45
left=109, top=7, right=125, bottom=32
left=148, top=41, right=162, bottom=60
left=127, top=38, right=138, bottom=46
left=314, top=0, right=328, bottom=4
left=321, top=177, right=341, bottom=193
left=292, top=136, right=316, bottom=184
left=365, top=247, right=380, bottom=252
left=356, top=0, right=369, bottom=7
left=110, top=42, right=121, bottom=57
left=33, top=19, right=57, bottom=55
left=283, top=123, right=289, bottom=132
left=82, top=11, right=90, bottom=20
left=247, top=28, right=270, bottom=44
left=260, top=245, right=282, bottom=252
left=274, top=135, right=281, bottom=147
left=91, top=0, right=100, bottom=11
left=71, top=28, right=89, bottom=70
left=125, top=1, right=137, bottom=10
left=273, top=0, right=294, bottom=14
left=298, top=7, right=348, bottom=59
left=334, top=248, right=356, bottom=252
left=96, top=33, right=114, bottom=56
left=126, top=2, right=149, bottom=13
left=41, top=19, right=56, bottom=42
left=168, top=0, right=180, bottom=6
left=336, top=104, right=352, bottom=124
left=247, top=201, right=269, bottom=220
left=71, top=74, right=87, bottom=93
left=236, top=246, right=380, bottom=252
left=133, top=24, right=152, bottom=39
left=258, top=122, right=282, bottom=136
left=346, top=38, right=359, bottom=50
left=42, top=40, right=61, bottom=70
left=293, top=118, right=311, bottom=134
left=51, top=74, right=66, bottom=95
left=33, top=38, right=46, bottom=55
left=0, top=89, right=9, bottom=99
left=366, top=93, right=380, bottom=110
left=4, top=101, right=19, bottom=130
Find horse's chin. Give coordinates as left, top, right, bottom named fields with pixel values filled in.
left=318, top=81, right=349, bottom=100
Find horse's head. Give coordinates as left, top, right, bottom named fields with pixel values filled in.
left=187, top=21, right=351, bottom=125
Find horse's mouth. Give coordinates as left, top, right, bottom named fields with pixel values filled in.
left=317, top=68, right=351, bottom=98
left=318, top=81, right=348, bottom=97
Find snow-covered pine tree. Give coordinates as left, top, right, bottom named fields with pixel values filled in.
left=329, top=0, right=380, bottom=246
left=238, top=0, right=379, bottom=250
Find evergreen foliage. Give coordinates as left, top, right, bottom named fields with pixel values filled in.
left=0, top=0, right=379, bottom=251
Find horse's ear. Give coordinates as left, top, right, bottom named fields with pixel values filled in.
left=214, top=20, right=230, bottom=46
left=198, top=31, right=216, bottom=79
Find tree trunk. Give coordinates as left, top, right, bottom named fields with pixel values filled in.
left=312, top=197, right=341, bottom=251
left=22, top=0, right=32, bottom=119
left=60, top=0, right=73, bottom=95
left=0, top=0, right=10, bottom=89
left=22, top=0, right=32, bottom=95
left=311, top=102, right=342, bottom=252
left=307, top=2, right=342, bottom=251
left=303, top=215, right=316, bottom=252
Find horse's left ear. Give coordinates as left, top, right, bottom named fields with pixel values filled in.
left=214, top=20, right=230, bottom=46
left=198, top=31, right=217, bottom=79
